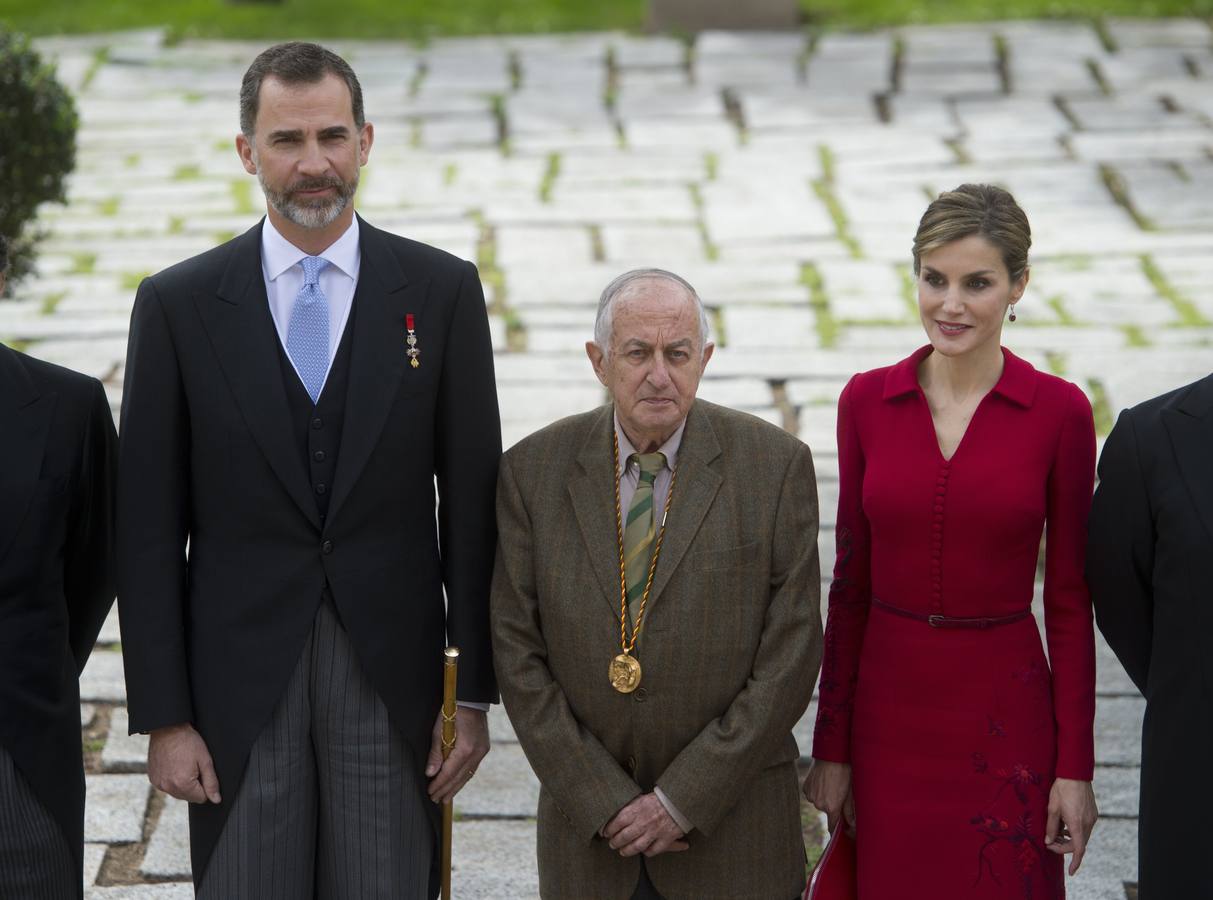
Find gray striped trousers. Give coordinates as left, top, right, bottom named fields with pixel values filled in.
left=199, top=598, right=433, bottom=899
left=0, top=744, right=77, bottom=899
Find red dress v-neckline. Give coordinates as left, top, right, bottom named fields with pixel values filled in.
left=917, top=386, right=995, bottom=465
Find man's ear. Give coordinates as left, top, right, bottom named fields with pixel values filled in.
left=358, top=121, right=374, bottom=166
left=585, top=341, right=608, bottom=386
left=236, top=132, right=257, bottom=176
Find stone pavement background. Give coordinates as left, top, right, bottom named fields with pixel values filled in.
left=5, top=16, right=1211, bottom=898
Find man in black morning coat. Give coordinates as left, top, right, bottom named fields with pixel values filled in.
left=116, top=43, right=500, bottom=895
left=1087, top=372, right=1213, bottom=899
left=0, top=233, right=117, bottom=897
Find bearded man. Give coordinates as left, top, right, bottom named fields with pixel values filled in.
left=116, top=42, right=501, bottom=896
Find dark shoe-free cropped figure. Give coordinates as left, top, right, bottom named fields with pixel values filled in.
left=1087, top=372, right=1213, bottom=899
left=0, top=234, right=118, bottom=899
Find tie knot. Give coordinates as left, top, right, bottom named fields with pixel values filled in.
left=300, top=255, right=329, bottom=286
left=632, top=452, right=665, bottom=483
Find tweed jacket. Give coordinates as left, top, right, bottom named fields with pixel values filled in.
left=492, top=399, right=823, bottom=900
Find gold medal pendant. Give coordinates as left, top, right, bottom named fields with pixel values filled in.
left=609, top=653, right=642, bottom=693
left=608, top=431, right=676, bottom=695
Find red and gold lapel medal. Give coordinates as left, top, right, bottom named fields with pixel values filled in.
left=406, top=313, right=421, bottom=368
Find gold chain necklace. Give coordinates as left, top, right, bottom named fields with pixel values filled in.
left=608, top=430, right=677, bottom=694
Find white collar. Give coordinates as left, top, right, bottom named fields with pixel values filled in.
left=261, top=215, right=360, bottom=282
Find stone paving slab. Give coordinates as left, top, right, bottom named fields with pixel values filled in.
left=18, top=19, right=1211, bottom=892
left=83, top=842, right=107, bottom=887
left=459, top=743, right=541, bottom=818
left=1067, top=818, right=1139, bottom=900
left=85, top=774, right=149, bottom=843
left=81, top=650, right=128, bottom=703
left=1095, top=697, right=1147, bottom=768
left=140, top=797, right=191, bottom=880
left=1095, top=764, right=1141, bottom=819
left=452, top=819, right=540, bottom=899
left=87, top=886, right=194, bottom=899
left=102, top=708, right=149, bottom=773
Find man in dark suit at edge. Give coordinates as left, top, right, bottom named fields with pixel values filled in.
left=1087, top=373, right=1213, bottom=899
left=116, top=43, right=501, bottom=896
left=0, top=233, right=118, bottom=897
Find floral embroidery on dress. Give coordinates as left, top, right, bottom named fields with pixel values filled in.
left=970, top=766, right=1050, bottom=899
left=966, top=662, right=1062, bottom=900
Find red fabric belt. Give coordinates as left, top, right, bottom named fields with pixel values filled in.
left=872, top=597, right=1031, bottom=630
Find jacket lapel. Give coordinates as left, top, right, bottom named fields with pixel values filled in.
left=0, top=345, right=56, bottom=562
left=569, top=406, right=628, bottom=619
left=1163, top=373, right=1213, bottom=545
left=325, top=219, right=421, bottom=525
left=194, top=222, right=320, bottom=529
left=647, top=402, right=722, bottom=607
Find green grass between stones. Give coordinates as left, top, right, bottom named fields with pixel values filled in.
left=2, top=0, right=1209, bottom=39
left=801, top=0, right=1212, bottom=28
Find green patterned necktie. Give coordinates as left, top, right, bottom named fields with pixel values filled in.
left=623, top=452, right=666, bottom=623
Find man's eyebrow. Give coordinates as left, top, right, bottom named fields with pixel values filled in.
left=265, top=126, right=350, bottom=142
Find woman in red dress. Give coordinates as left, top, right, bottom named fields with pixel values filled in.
left=804, top=184, right=1099, bottom=899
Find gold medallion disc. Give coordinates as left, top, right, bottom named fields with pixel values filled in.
left=608, top=653, right=642, bottom=693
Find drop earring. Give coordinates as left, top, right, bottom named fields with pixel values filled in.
left=1008, top=303, right=1017, bottom=322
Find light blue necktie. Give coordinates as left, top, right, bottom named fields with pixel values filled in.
left=286, top=255, right=330, bottom=404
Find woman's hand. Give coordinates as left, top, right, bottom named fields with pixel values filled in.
left=802, top=759, right=856, bottom=836
left=1046, top=777, right=1099, bottom=875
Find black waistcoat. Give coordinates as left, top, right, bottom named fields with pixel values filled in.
left=275, top=303, right=356, bottom=524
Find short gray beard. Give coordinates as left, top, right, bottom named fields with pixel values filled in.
left=255, top=162, right=358, bottom=230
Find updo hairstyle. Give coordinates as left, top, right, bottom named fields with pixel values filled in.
left=911, top=184, right=1031, bottom=281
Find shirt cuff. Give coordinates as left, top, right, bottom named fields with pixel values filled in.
left=457, top=701, right=490, bottom=712
left=654, top=786, right=693, bottom=834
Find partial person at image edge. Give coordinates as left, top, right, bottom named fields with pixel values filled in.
left=0, top=232, right=119, bottom=898
left=1087, top=369, right=1213, bottom=899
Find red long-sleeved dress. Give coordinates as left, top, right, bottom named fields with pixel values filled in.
left=812, top=346, right=1096, bottom=900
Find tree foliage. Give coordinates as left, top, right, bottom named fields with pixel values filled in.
left=0, top=29, right=78, bottom=293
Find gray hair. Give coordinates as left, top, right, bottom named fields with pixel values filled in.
left=593, top=268, right=711, bottom=355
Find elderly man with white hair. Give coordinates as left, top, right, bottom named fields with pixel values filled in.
left=491, top=268, right=824, bottom=900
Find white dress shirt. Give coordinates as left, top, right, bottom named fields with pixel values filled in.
left=261, top=216, right=360, bottom=396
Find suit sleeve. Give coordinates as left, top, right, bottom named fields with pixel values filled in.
left=64, top=379, right=118, bottom=672
left=491, top=452, right=643, bottom=840
left=1086, top=408, right=1155, bottom=695
left=654, top=441, right=822, bottom=836
left=436, top=260, right=502, bottom=704
left=116, top=278, right=194, bottom=733
left=1044, top=385, right=1098, bottom=780
left=811, top=376, right=871, bottom=764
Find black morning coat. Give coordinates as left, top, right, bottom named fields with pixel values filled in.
left=116, top=216, right=501, bottom=887
left=1086, top=371, right=1213, bottom=900
left=0, top=343, right=117, bottom=893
